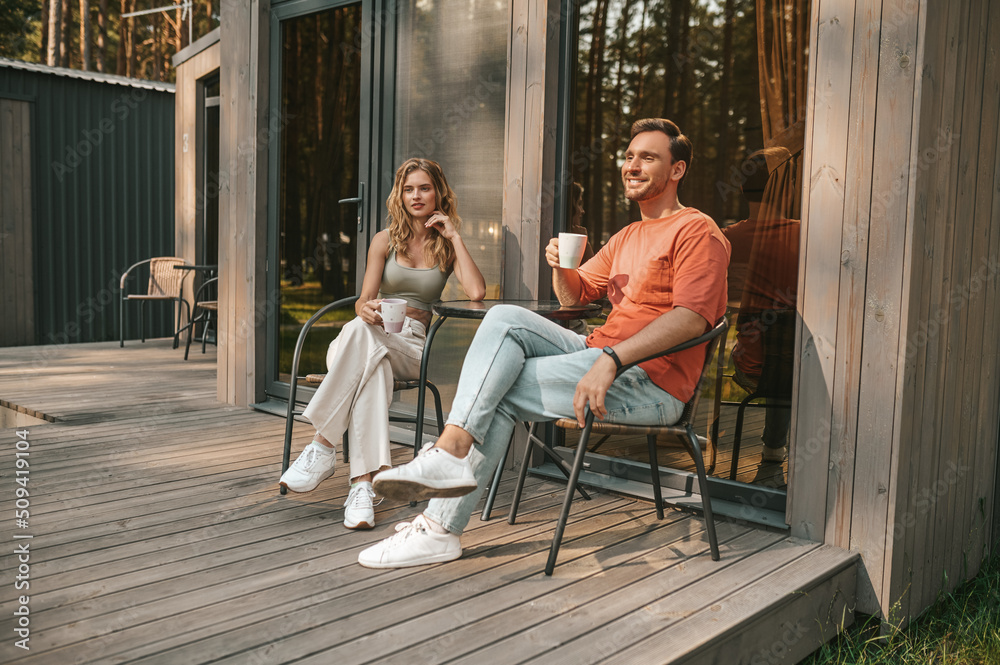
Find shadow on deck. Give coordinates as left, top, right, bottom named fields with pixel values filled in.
left=0, top=340, right=856, bottom=664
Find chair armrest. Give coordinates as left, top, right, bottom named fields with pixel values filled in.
left=616, top=316, right=729, bottom=376
left=192, top=277, right=219, bottom=304
left=119, top=258, right=153, bottom=291
left=287, top=296, right=360, bottom=405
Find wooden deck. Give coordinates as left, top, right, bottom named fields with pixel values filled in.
left=1, top=340, right=856, bottom=664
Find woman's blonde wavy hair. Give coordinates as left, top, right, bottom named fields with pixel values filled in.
left=385, top=158, right=461, bottom=273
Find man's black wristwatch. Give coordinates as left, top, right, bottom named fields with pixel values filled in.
left=602, top=346, right=622, bottom=370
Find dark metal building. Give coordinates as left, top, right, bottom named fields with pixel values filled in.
left=0, top=58, right=175, bottom=346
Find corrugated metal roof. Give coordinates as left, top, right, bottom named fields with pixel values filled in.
left=0, top=57, right=175, bottom=93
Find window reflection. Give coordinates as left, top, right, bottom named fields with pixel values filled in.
left=567, top=0, right=808, bottom=489
left=276, top=5, right=363, bottom=382
left=392, top=0, right=508, bottom=412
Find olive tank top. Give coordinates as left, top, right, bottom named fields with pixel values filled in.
left=378, top=249, right=450, bottom=311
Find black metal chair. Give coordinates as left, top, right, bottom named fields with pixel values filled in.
left=508, top=317, right=729, bottom=575
left=183, top=277, right=218, bottom=360
left=723, top=309, right=796, bottom=479
left=119, top=257, right=191, bottom=348
left=279, top=296, right=445, bottom=495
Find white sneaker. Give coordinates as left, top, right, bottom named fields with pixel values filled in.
left=372, top=443, right=477, bottom=501
left=344, top=482, right=377, bottom=530
left=357, top=514, right=462, bottom=568
left=279, top=441, right=336, bottom=492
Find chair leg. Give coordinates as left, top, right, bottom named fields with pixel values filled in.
left=184, top=312, right=196, bottom=360
left=647, top=434, right=665, bottom=520
left=172, top=299, right=180, bottom=348
left=281, top=382, right=297, bottom=497
left=545, top=420, right=594, bottom=576
left=424, top=381, right=445, bottom=443
left=202, top=312, right=212, bottom=354
left=686, top=426, right=720, bottom=561
left=508, top=429, right=533, bottom=525
left=343, top=431, right=350, bottom=464
left=139, top=301, right=145, bottom=343
left=178, top=299, right=191, bottom=350
left=481, top=435, right=511, bottom=521
left=729, top=395, right=755, bottom=480
left=120, top=295, right=125, bottom=347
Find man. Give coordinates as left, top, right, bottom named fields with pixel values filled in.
left=359, top=118, right=730, bottom=568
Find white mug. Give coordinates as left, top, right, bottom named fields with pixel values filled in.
left=558, top=232, right=588, bottom=269
left=380, top=299, right=407, bottom=333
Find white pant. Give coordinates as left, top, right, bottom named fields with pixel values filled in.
left=302, top=316, right=426, bottom=479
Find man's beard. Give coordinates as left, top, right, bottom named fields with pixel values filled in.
left=623, top=176, right=667, bottom=202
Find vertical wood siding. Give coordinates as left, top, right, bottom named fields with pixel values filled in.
left=795, top=0, right=1000, bottom=622
left=174, top=40, right=221, bottom=314
left=889, top=0, right=1000, bottom=621
left=217, top=0, right=270, bottom=406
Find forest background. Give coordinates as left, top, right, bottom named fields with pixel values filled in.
left=0, top=0, right=763, bottom=228
left=0, top=0, right=217, bottom=81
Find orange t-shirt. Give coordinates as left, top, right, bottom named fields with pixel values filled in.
left=578, top=208, right=730, bottom=402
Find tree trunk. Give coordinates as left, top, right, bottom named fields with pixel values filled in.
left=714, top=0, right=736, bottom=221
left=127, top=0, right=137, bottom=77
left=663, top=0, right=682, bottom=118
left=116, top=0, right=125, bottom=74
left=610, top=0, right=631, bottom=232
left=95, top=0, right=107, bottom=72
left=60, top=0, right=71, bottom=67
left=46, top=0, right=61, bottom=66
left=41, top=0, right=50, bottom=64
left=676, top=0, right=693, bottom=129
left=635, top=0, right=648, bottom=113
left=152, top=14, right=162, bottom=81
left=79, top=0, right=90, bottom=70
left=583, top=0, right=609, bottom=244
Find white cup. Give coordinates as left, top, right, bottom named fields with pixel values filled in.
left=380, top=299, right=407, bottom=333
left=558, top=232, right=588, bottom=269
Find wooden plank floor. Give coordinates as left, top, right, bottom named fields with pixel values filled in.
left=0, top=340, right=855, bottom=664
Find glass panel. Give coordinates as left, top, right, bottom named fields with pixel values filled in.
left=202, top=94, right=220, bottom=267
left=393, top=0, right=508, bottom=410
left=276, top=4, right=363, bottom=382
left=567, top=0, right=808, bottom=490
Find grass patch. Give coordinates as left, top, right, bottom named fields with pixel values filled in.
left=805, top=548, right=1000, bottom=664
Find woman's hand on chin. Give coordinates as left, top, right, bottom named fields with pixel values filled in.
left=425, top=211, right=457, bottom=241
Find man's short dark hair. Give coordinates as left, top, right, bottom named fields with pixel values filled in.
left=630, top=118, right=693, bottom=189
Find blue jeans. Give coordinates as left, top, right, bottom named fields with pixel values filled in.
left=424, top=305, right=684, bottom=535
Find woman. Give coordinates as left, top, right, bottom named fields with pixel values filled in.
left=279, top=158, right=486, bottom=529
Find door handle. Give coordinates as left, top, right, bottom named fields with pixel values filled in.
left=339, top=182, right=365, bottom=233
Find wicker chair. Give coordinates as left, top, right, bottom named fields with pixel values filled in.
left=119, top=257, right=191, bottom=348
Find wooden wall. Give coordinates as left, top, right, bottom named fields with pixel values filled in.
left=0, top=97, right=34, bottom=347
left=887, top=0, right=1000, bottom=622
left=173, top=31, right=220, bottom=314
left=502, top=0, right=561, bottom=299
left=793, top=0, right=1000, bottom=622
left=218, top=0, right=271, bottom=406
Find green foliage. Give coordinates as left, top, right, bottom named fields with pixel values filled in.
left=0, top=0, right=40, bottom=61
left=805, top=550, right=1000, bottom=664
left=2, top=0, right=220, bottom=82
